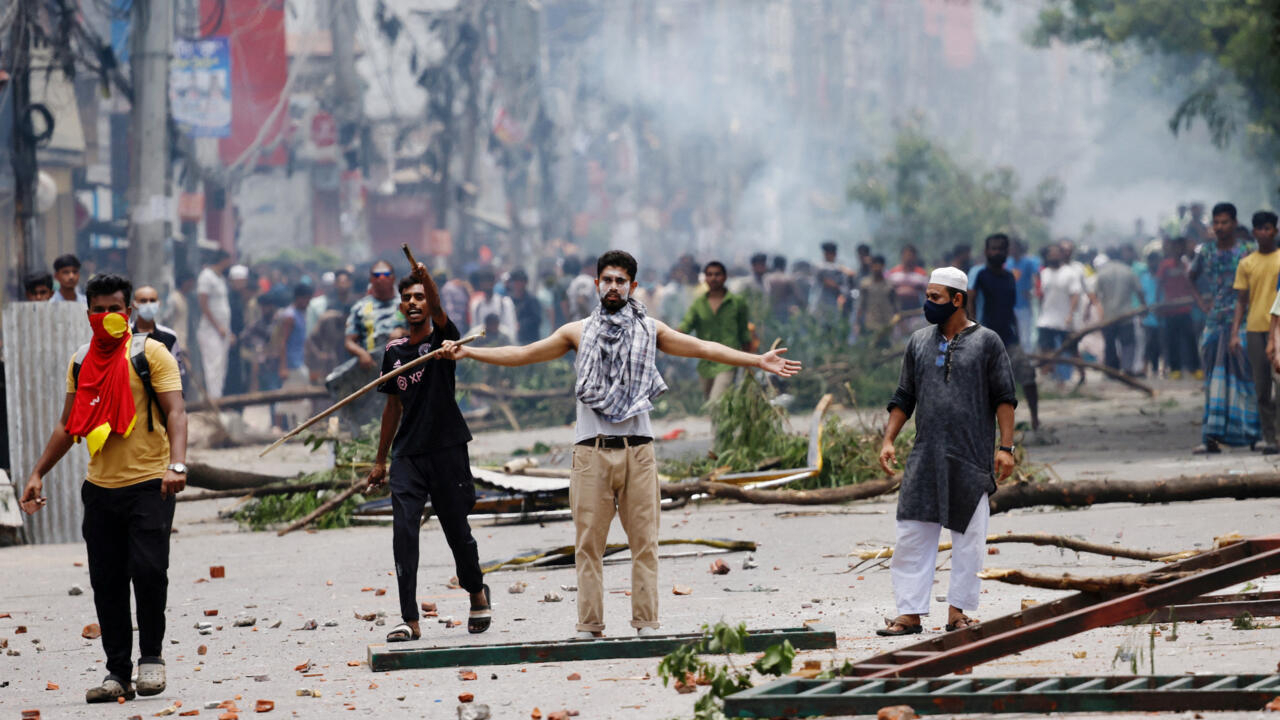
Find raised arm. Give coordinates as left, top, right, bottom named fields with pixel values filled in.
left=445, top=322, right=579, bottom=366
left=654, top=320, right=800, bottom=377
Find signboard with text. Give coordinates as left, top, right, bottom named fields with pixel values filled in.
left=170, top=37, right=232, bottom=138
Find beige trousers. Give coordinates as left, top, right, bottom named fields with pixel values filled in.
left=569, top=440, right=660, bottom=632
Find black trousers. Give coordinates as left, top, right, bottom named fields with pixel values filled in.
left=390, top=445, right=483, bottom=623
left=1162, top=314, right=1200, bottom=373
left=81, top=479, right=175, bottom=680
left=1143, top=325, right=1162, bottom=374
left=1102, top=322, right=1136, bottom=371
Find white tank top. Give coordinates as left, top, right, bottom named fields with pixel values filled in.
left=574, top=400, right=653, bottom=443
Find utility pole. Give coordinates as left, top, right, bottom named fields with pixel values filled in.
left=7, top=0, right=42, bottom=278
left=126, top=0, right=173, bottom=286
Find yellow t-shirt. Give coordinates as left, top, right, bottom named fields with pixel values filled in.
left=66, top=338, right=183, bottom=489
left=1233, top=250, right=1280, bottom=332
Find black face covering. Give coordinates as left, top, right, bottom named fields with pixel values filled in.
left=923, top=298, right=959, bottom=325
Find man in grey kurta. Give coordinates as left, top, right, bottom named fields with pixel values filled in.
left=877, top=266, right=1018, bottom=636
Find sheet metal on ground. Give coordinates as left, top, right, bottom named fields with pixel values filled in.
left=367, top=625, right=835, bottom=672
left=724, top=675, right=1280, bottom=718
left=4, top=303, right=90, bottom=544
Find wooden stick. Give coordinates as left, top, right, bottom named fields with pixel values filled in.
left=402, top=243, right=420, bottom=270
left=1027, top=353, right=1155, bottom=395
left=1045, top=298, right=1194, bottom=359
left=178, top=479, right=351, bottom=503
left=990, top=471, right=1280, bottom=514
left=850, top=533, right=1187, bottom=564
left=276, top=481, right=364, bottom=536
left=259, top=328, right=484, bottom=457
left=977, top=567, right=1196, bottom=593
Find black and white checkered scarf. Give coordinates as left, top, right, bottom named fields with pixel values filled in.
left=574, top=298, right=668, bottom=423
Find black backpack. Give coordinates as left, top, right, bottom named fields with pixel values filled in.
left=71, top=333, right=167, bottom=432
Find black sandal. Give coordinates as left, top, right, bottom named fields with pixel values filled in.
left=468, top=584, right=492, bottom=634
left=875, top=617, right=923, bottom=636
left=386, top=623, right=420, bottom=643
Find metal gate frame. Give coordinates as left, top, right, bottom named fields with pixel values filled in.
left=846, top=535, right=1280, bottom=678
left=725, top=674, right=1280, bottom=718
left=368, top=624, right=836, bottom=672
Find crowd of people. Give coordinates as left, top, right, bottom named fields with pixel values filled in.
left=17, top=196, right=1278, bottom=448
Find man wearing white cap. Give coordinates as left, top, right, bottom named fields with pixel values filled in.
left=876, top=265, right=1018, bottom=636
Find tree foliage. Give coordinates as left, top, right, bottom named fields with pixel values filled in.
left=1031, top=0, right=1280, bottom=154
left=847, top=122, right=1063, bottom=253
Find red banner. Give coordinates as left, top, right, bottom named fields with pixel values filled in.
left=201, top=0, right=288, bottom=167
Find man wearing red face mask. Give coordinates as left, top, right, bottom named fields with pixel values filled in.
left=20, top=273, right=188, bottom=704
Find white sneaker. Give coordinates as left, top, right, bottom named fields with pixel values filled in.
left=136, top=660, right=166, bottom=696
left=636, top=627, right=658, bottom=637
left=575, top=631, right=600, bottom=640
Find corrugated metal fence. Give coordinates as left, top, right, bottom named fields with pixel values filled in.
left=4, top=302, right=90, bottom=544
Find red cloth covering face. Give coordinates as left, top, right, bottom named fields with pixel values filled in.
left=66, top=312, right=137, bottom=456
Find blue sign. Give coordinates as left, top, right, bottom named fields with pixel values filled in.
left=170, top=37, right=232, bottom=138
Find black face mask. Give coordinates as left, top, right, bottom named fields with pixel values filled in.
left=923, top=299, right=959, bottom=325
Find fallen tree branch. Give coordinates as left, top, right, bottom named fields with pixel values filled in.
left=1027, top=353, right=1155, bottom=395
left=990, top=472, right=1280, bottom=513
left=177, top=479, right=350, bottom=503
left=276, top=482, right=364, bottom=536
left=850, top=533, right=1188, bottom=564
left=186, top=386, right=329, bottom=412
left=1046, top=299, right=1194, bottom=360
left=978, top=568, right=1196, bottom=593
left=660, top=477, right=900, bottom=504
left=187, top=462, right=298, bottom=492
left=482, top=538, right=757, bottom=573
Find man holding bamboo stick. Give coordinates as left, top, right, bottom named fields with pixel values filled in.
left=442, top=250, right=801, bottom=638
left=364, top=266, right=491, bottom=641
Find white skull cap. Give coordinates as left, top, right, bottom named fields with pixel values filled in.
left=929, top=266, right=969, bottom=291
left=228, top=264, right=249, bottom=280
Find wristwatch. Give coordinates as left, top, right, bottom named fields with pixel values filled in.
left=998, top=445, right=1016, bottom=454
left=168, top=463, right=188, bottom=475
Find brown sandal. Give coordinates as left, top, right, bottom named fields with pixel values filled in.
left=876, top=616, right=923, bottom=636
left=945, top=615, right=979, bottom=632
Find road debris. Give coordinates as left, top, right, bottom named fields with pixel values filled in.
left=566, top=673, right=581, bottom=681
left=81, top=623, right=100, bottom=639
left=68, top=584, right=83, bottom=596
left=253, top=700, right=273, bottom=713
left=876, top=705, right=918, bottom=720
left=709, top=559, right=730, bottom=575
left=742, top=554, right=758, bottom=569
left=542, top=592, right=563, bottom=603
left=233, top=615, right=256, bottom=627
left=457, top=704, right=490, bottom=720
left=672, top=585, right=692, bottom=595
left=508, top=581, right=527, bottom=594
left=459, top=670, right=478, bottom=681
left=210, top=566, right=225, bottom=579
left=458, top=693, right=474, bottom=703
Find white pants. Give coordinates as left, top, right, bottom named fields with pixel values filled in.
left=197, top=324, right=230, bottom=400
left=891, top=493, right=989, bottom=616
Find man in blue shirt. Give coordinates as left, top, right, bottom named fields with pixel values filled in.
left=969, top=233, right=1040, bottom=430
left=1009, top=238, right=1040, bottom=353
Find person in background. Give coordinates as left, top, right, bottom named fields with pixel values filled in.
left=567, top=254, right=599, bottom=320
left=438, top=270, right=471, bottom=330
left=345, top=260, right=407, bottom=369
left=553, top=256, right=581, bottom=327
left=468, top=268, right=517, bottom=341
left=1138, top=250, right=1164, bottom=377
left=814, top=241, right=850, bottom=321
left=792, top=260, right=814, bottom=313
left=1189, top=202, right=1258, bottom=454
left=162, top=272, right=195, bottom=356
left=858, top=255, right=896, bottom=347
left=1239, top=210, right=1280, bottom=452
left=131, top=285, right=188, bottom=388
left=1156, top=237, right=1201, bottom=379
left=679, top=260, right=751, bottom=403
left=888, top=244, right=929, bottom=335
left=1093, top=247, right=1146, bottom=375
left=475, top=312, right=512, bottom=347
left=196, top=250, right=234, bottom=399
left=507, top=269, right=544, bottom=345
left=1008, top=238, right=1039, bottom=353
left=631, top=267, right=666, bottom=323
left=764, top=255, right=800, bottom=327
left=270, top=284, right=313, bottom=431
left=746, top=252, right=769, bottom=295
left=1036, top=244, right=1084, bottom=386
left=51, top=253, right=87, bottom=305
left=949, top=244, right=972, bottom=272
left=856, top=244, right=874, bottom=279
left=24, top=271, right=54, bottom=301
left=307, top=269, right=355, bottom=336
left=969, top=234, right=1040, bottom=430
left=223, top=265, right=252, bottom=397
